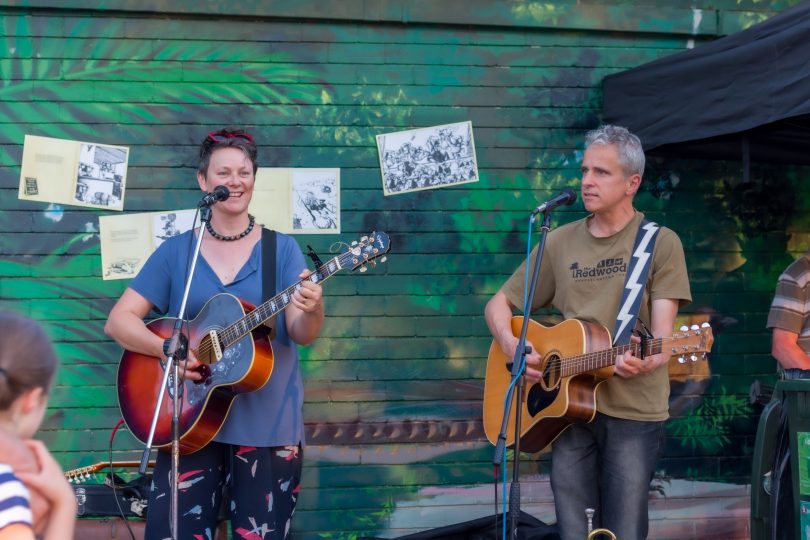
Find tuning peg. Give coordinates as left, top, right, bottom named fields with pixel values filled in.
left=700, top=352, right=707, bottom=360
left=679, top=325, right=688, bottom=332
left=677, top=356, right=686, bottom=364
left=361, top=236, right=368, bottom=243
left=690, top=324, right=699, bottom=331
left=701, top=322, right=710, bottom=328
left=380, top=256, right=387, bottom=263
left=690, top=354, right=698, bottom=362
left=351, top=241, right=358, bottom=247
left=359, top=266, right=367, bottom=273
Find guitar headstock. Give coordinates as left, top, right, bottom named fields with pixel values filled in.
left=65, top=463, right=105, bottom=484
left=64, top=460, right=154, bottom=483
left=346, top=231, right=390, bottom=272
left=669, top=322, right=714, bottom=364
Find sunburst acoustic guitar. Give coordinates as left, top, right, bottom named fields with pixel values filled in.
left=117, top=231, right=390, bottom=454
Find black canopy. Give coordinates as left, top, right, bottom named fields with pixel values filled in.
left=602, top=1, right=810, bottom=164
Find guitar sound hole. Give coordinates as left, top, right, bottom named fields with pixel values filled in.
left=541, top=354, right=561, bottom=390
left=197, top=336, right=217, bottom=365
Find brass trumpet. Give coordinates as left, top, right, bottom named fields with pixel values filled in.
left=585, top=508, right=617, bottom=540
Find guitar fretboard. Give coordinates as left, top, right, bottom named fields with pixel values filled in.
left=559, top=338, right=665, bottom=377
left=186, top=232, right=388, bottom=357
left=218, top=254, right=346, bottom=347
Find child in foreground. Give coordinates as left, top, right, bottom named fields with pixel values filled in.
left=0, top=311, right=76, bottom=540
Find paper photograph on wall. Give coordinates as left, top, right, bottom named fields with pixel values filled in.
left=19, top=134, right=129, bottom=210
left=376, top=121, right=478, bottom=196
left=99, top=209, right=197, bottom=280
left=250, top=168, right=340, bottom=234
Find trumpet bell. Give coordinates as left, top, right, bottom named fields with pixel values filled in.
left=586, top=528, right=617, bottom=540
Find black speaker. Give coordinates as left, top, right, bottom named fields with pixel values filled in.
left=361, top=511, right=559, bottom=540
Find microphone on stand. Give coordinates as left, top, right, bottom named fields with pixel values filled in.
left=197, top=185, right=230, bottom=207
left=532, top=189, right=577, bottom=215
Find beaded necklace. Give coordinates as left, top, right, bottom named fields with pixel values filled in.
left=206, top=214, right=255, bottom=241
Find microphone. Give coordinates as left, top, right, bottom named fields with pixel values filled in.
left=532, top=189, right=577, bottom=215
left=198, top=185, right=230, bottom=207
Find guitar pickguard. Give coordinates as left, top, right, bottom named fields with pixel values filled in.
left=526, top=383, right=558, bottom=417
left=184, top=335, right=252, bottom=406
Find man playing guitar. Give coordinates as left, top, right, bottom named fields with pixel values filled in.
left=485, top=125, right=692, bottom=540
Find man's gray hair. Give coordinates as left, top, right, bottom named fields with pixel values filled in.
left=585, top=125, right=645, bottom=178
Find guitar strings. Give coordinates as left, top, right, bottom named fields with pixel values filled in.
left=193, top=236, right=387, bottom=359
left=547, top=334, right=699, bottom=378
left=550, top=338, right=668, bottom=377
left=532, top=326, right=704, bottom=377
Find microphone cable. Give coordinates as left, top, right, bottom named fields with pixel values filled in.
left=496, top=212, right=535, bottom=540
left=107, top=418, right=138, bottom=540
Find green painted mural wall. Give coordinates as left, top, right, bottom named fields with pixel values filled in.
left=1, top=1, right=808, bottom=538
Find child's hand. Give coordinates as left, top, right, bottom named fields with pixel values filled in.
left=0, top=433, right=51, bottom=533
left=16, top=440, right=76, bottom=515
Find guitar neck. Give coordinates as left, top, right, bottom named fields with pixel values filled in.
left=65, top=460, right=153, bottom=480
left=219, top=253, right=345, bottom=347
left=560, top=338, right=665, bottom=377
left=214, top=231, right=390, bottom=347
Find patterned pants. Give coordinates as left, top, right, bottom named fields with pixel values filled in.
left=145, top=442, right=303, bottom=540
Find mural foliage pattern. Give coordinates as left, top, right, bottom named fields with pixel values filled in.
left=0, top=2, right=807, bottom=538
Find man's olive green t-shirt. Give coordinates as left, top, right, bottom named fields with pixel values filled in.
left=500, top=211, right=692, bottom=421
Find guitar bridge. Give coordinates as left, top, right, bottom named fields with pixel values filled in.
left=209, top=330, right=223, bottom=362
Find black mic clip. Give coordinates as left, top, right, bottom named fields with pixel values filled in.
left=163, top=333, right=188, bottom=361
left=531, top=189, right=577, bottom=215
left=198, top=185, right=230, bottom=207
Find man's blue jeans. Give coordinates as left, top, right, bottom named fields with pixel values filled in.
left=550, top=412, right=664, bottom=540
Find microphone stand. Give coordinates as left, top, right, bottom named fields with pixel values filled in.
left=492, top=208, right=554, bottom=540
left=138, top=205, right=212, bottom=540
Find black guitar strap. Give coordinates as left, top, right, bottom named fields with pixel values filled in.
left=612, top=219, right=660, bottom=346
left=261, top=227, right=277, bottom=339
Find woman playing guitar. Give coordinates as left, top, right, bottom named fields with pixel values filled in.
left=105, top=128, right=325, bottom=539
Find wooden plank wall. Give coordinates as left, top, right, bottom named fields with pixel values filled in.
left=0, top=1, right=806, bottom=537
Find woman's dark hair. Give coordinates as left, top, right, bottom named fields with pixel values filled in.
left=197, top=127, right=258, bottom=176
left=0, top=312, right=59, bottom=410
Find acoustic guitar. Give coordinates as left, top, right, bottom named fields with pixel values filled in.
left=117, top=231, right=390, bottom=454
left=65, top=461, right=155, bottom=483
left=483, top=316, right=714, bottom=453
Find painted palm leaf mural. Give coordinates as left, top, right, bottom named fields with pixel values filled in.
left=1, top=2, right=809, bottom=538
